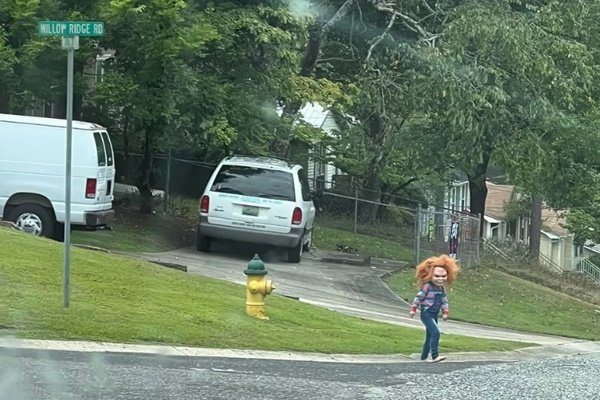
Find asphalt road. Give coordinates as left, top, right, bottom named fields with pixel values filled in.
left=1, top=347, right=598, bottom=400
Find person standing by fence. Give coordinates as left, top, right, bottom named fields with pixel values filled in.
left=409, top=255, right=460, bottom=362
left=448, top=215, right=459, bottom=259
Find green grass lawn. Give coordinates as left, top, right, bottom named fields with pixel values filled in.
left=313, top=225, right=414, bottom=261
left=71, top=208, right=195, bottom=253
left=0, top=228, right=528, bottom=355
left=386, top=267, right=600, bottom=341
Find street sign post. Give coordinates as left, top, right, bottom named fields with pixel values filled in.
left=38, top=21, right=104, bottom=308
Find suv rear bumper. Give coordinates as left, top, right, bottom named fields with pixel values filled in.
left=198, top=217, right=303, bottom=248
left=85, top=209, right=115, bottom=227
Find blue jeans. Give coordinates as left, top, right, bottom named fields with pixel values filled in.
left=420, top=311, right=440, bottom=360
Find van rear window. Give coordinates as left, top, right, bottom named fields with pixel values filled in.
left=211, top=165, right=295, bottom=201
left=93, top=132, right=107, bottom=166
left=101, top=132, right=114, bottom=166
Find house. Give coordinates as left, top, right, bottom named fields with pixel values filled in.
left=444, top=180, right=529, bottom=241
left=447, top=179, right=597, bottom=275
left=298, top=103, right=344, bottom=190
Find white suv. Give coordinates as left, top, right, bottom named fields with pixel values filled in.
left=196, top=155, right=316, bottom=263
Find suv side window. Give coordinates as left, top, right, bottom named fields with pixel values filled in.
left=298, top=168, right=311, bottom=201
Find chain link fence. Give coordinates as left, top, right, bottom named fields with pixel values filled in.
left=114, top=153, right=481, bottom=266
left=311, top=177, right=480, bottom=267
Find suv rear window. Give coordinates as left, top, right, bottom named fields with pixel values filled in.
left=210, top=165, right=296, bottom=201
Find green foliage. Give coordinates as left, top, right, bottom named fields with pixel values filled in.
left=564, top=203, right=600, bottom=246
left=503, top=193, right=531, bottom=222
left=4, top=0, right=600, bottom=221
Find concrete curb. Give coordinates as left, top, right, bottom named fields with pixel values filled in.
left=1, top=337, right=598, bottom=364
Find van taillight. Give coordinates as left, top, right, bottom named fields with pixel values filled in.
left=85, top=178, right=97, bottom=199
left=200, top=195, right=210, bottom=213
left=292, top=207, right=302, bottom=225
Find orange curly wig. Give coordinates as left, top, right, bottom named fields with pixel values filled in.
left=415, top=255, right=461, bottom=287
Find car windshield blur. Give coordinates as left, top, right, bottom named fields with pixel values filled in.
left=210, top=165, right=295, bottom=202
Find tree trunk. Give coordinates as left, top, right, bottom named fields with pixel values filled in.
left=467, top=149, right=492, bottom=238
left=300, top=18, right=323, bottom=77
left=359, top=112, right=386, bottom=222
left=528, top=193, right=543, bottom=263
left=137, top=126, right=154, bottom=214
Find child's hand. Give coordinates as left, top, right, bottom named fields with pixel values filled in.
left=409, top=305, right=417, bottom=318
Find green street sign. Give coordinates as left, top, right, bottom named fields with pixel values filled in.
left=38, top=21, right=104, bottom=37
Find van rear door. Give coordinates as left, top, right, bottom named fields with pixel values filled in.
left=207, top=165, right=296, bottom=233
left=93, top=131, right=115, bottom=203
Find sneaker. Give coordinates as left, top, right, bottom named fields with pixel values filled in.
left=430, top=356, right=447, bottom=363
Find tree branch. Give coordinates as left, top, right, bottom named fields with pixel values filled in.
left=323, top=0, right=356, bottom=34
left=366, top=0, right=434, bottom=41
left=366, top=12, right=397, bottom=62
left=300, top=0, right=356, bottom=77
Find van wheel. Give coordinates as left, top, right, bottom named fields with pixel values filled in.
left=53, top=222, right=66, bottom=242
left=8, top=204, right=55, bottom=238
left=196, top=230, right=211, bottom=252
left=288, top=240, right=302, bottom=263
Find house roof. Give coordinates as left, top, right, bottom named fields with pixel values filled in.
left=299, top=103, right=330, bottom=129
left=541, top=230, right=561, bottom=240
left=485, top=182, right=514, bottom=219
left=541, top=208, right=569, bottom=237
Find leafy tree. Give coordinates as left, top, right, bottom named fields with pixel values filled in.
left=400, top=0, right=599, bottom=243
left=90, top=0, right=337, bottom=212
left=0, top=0, right=102, bottom=115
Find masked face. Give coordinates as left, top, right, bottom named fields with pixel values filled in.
left=432, top=266, right=447, bottom=286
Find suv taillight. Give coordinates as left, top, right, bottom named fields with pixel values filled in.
left=200, top=195, right=210, bottom=213
left=85, top=178, right=97, bottom=199
left=292, top=207, right=302, bottom=225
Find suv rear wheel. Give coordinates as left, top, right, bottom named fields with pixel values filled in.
left=288, top=239, right=303, bottom=263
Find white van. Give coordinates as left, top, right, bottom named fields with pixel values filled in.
left=0, top=113, right=115, bottom=239
left=196, top=155, right=316, bottom=263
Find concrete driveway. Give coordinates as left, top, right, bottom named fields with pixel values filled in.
left=135, top=241, right=597, bottom=353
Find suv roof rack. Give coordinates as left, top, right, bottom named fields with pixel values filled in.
left=227, top=154, right=291, bottom=167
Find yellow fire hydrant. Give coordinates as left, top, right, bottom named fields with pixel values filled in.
left=244, top=254, right=275, bottom=320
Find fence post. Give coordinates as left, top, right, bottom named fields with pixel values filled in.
left=415, top=204, right=422, bottom=265
left=476, top=213, right=481, bottom=264
left=353, top=184, right=358, bottom=234
left=165, top=148, right=172, bottom=212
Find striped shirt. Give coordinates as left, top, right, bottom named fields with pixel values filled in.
left=410, top=282, right=449, bottom=315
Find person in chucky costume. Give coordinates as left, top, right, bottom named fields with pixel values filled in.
left=409, top=255, right=460, bottom=362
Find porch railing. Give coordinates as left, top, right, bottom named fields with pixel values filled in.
left=539, top=253, right=564, bottom=274
left=577, top=258, right=600, bottom=284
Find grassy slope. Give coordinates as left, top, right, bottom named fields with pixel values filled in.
left=71, top=209, right=195, bottom=252
left=0, top=228, right=527, bottom=355
left=387, top=267, right=600, bottom=341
